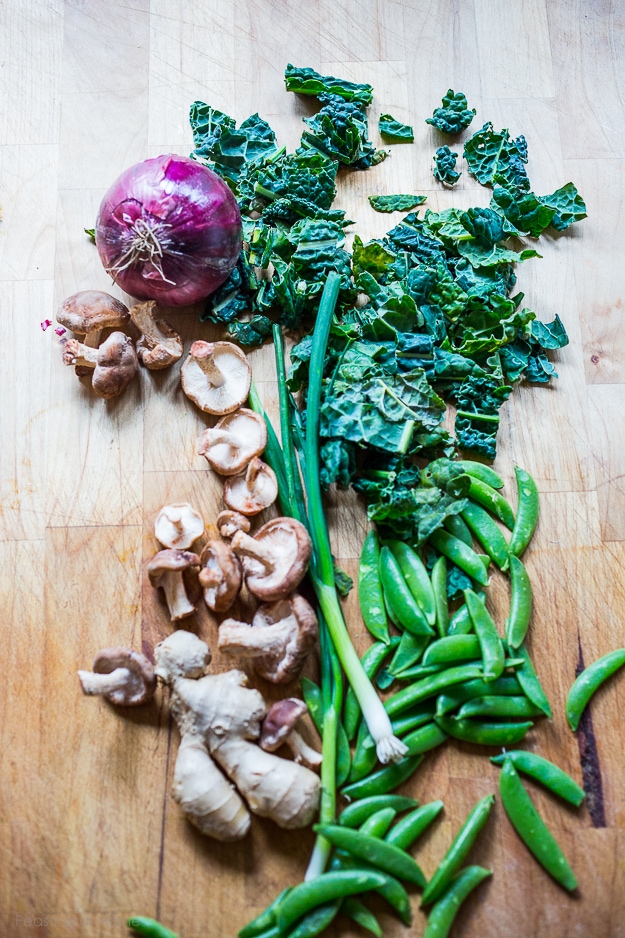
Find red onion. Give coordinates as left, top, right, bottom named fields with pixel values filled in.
left=95, top=154, right=242, bottom=307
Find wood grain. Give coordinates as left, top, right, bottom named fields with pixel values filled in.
left=1, top=1, right=625, bottom=936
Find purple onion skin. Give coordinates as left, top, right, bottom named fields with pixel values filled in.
left=95, top=154, right=242, bottom=307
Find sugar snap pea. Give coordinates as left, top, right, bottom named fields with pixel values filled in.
left=333, top=854, right=412, bottom=925
left=342, top=897, right=383, bottom=937
left=423, top=866, right=492, bottom=938
left=566, top=647, right=625, bottom=731
left=436, top=675, right=522, bottom=716
left=509, top=466, right=539, bottom=557
left=385, top=800, right=444, bottom=849
left=461, top=501, right=510, bottom=570
left=285, top=900, right=341, bottom=938
left=388, top=540, right=436, bottom=625
left=457, top=459, right=504, bottom=489
left=339, top=795, right=419, bottom=828
left=499, top=757, right=577, bottom=891
left=444, top=512, right=474, bottom=546
left=457, top=695, right=542, bottom=721
left=490, top=751, right=585, bottom=807
left=467, top=477, right=516, bottom=529
left=358, top=530, right=391, bottom=643
left=314, top=824, right=427, bottom=887
left=506, top=554, right=533, bottom=649
left=348, top=718, right=378, bottom=783
left=276, top=871, right=387, bottom=931
left=392, top=702, right=437, bottom=736
left=127, top=918, right=178, bottom=938
left=238, top=889, right=291, bottom=938
left=403, top=721, right=449, bottom=756
left=435, top=712, right=533, bottom=746
left=515, top=643, right=552, bottom=717
left=428, top=529, right=489, bottom=586
left=447, top=602, right=473, bottom=636
left=464, top=589, right=505, bottom=681
left=341, top=755, right=424, bottom=800
left=431, top=555, right=449, bottom=636
left=395, top=662, right=447, bottom=681
left=421, top=794, right=495, bottom=906
left=359, top=806, right=398, bottom=838
left=423, top=635, right=481, bottom=667
left=389, top=632, right=429, bottom=675
left=380, top=547, right=434, bottom=635
left=385, top=664, right=484, bottom=717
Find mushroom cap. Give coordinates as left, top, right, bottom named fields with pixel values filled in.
left=181, top=341, right=251, bottom=415
left=154, top=503, right=204, bottom=550
left=130, top=300, right=183, bottom=370
left=260, top=698, right=309, bottom=751
left=198, top=540, right=242, bottom=612
left=223, top=458, right=278, bottom=516
left=232, top=518, right=312, bottom=601
left=197, top=408, right=267, bottom=476
left=154, top=630, right=211, bottom=683
left=56, top=290, right=130, bottom=334
left=91, top=331, right=139, bottom=399
left=217, top=510, right=251, bottom=539
left=147, top=548, right=200, bottom=585
left=91, top=647, right=156, bottom=705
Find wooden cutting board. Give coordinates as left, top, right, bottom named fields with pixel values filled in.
left=2, top=1, right=625, bottom=936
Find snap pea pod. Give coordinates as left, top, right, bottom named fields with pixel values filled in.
left=490, top=751, right=585, bottom=807
left=509, top=466, right=540, bottom=557
left=566, top=647, right=625, bottom=731
left=392, top=702, right=438, bottom=737
left=506, top=554, right=533, bottom=649
left=343, top=639, right=400, bottom=740
left=447, top=602, right=473, bottom=636
left=467, top=477, right=515, bottom=529
left=359, top=807, right=398, bottom=838
left=395, top=662, right=448, bottom=681
left=388, top=632, right=430, bottom=675
left=403, top=721, right=449, bottom=756
left=457, top=459, right=504, bottom=490
left=314, top=824, right=427, bottom=887
left=435, top=712, right=533, bottom=746
left=464, top=589, right=505, bottom=681
left=348, top=718, right=378, bottom=783
left=457, top=695, right=543, bottom=721
left=342, top=897, right=383, bottom=938
left=127, top=918, right=178, bottom=938
left=341, top=755, right=424, bottom=800
left=428, top=529, right=489, bottom=586
left=515, top=643, right=552, bottom=717
left=276, top=871, right=387, bottom=931
left=444, top=512, right=474, bottom=546
left=285, top=900, right=341, bottom=938
left=339, top=795, right=419, bottom=828
left=431, top=555, right=449, bottom=636
left=421, top=794, right=495, bottom=906
left=380, top=547, right=434, bottom=635
left=387, top=540, right=436, bottom=625
left=436, top=675, right=522, bottom=716
left=385, top=664, right=484, bottom=717
left=423, top=635, right=481, bottom=667
left=422, top=866, right=492, bottom=938
left=385, top=800, right=444, bottom=850
left=358, top=530, right=391, bottom=643
left=461, top=501, right=510, bottom=570
left=336, top=721, right=352, bottom=787
left=499, top=757, right=578, bottom=891
left=238, top=889, right=292, bottom=938
left=332, top=853, right=412, bottom=925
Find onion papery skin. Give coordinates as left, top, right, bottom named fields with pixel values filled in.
left=95, top=154, right=242, bottom=307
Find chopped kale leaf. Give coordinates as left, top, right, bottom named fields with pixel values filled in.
left=426, top=90, right=476, bottom=135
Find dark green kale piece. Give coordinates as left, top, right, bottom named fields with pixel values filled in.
left=300, top=94, right=386, bottom=169
left=539, top=182, right=587, bottom=231
left=426, top=90, right=476, bottom=134
left=464, top=123, right=530, bottom=195
left=433, top=146, right=460, bottom=186
left=368, top=194, right=426, bottom=213
left=189, top=102, right=236, bottom=161
left=84, top=228, right=95, bottom=242
left=378, top=114, right=414, bottom=142
left=284, top=64, right=374, bottom=106
left=190, top=104, right=278, bottom=182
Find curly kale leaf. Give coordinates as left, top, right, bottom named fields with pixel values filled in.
left=300, top=94, right=385, bottom=169
left=252, top=150, right=338, bottom=211
left=491, top=186, right=556, bottom=238
left=368, top=194, right=426, bottom=213
left=320, top=439, right=357, bottom=488
left=228, top=314, right=274, bottom=347
left=531, top=314, right=568, bottom=350
left=539, top=182, right=587, bottom=231
left=426, top=90, right=476, bottom=135
left=433, top=146, right=461, bottom=186
left=352, top=235, right=397, bottom=278
left=378, top=114, right=414, bottom=142
left=191, top=109, right=278, bottom=182
left=189, top=102, right=236, bottom=161
left=201, top=252, right=259, bottom=325
left=464, top=123, right=530, bottom=195
left=284, top=64, right=373, bottom=106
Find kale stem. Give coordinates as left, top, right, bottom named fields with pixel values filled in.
left=397, top=419, right=415, bottom=454
left=456, top=409, right=500, bottom=424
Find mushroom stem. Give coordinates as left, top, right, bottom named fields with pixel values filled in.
left=191, top=342, right=226, bottom=388
left=199, top=428, right=236, bottom=452
left=162, top=507, right=185, bottom=536
left=162, top=571, right=196, bottom=620
left=129, top=300, right=166, bottom=342
left=63, top=339, right=98, bottom=369
left=77, top=667, right=132, bottom=697
left=231, top=531, right=276, bottom=573
left=244, top=457, right=262, bottom=490
left=287, top=731, right=323, bottom=768
left=218, top=620, right=292, bottom=659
